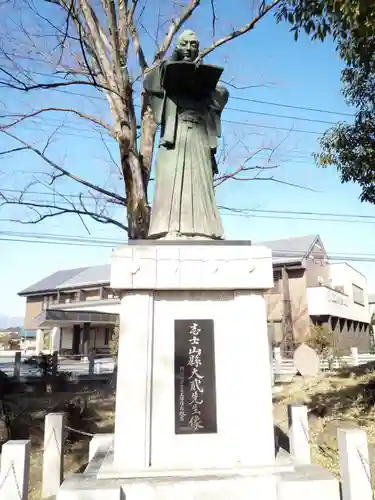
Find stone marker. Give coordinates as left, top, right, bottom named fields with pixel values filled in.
left=338, top=427, right=372, bottom=500
left=294, top=344, right=320, bottom=377
left=42, top=412, right=65, bottom=499
left=0, top=440, right=30, bottom=500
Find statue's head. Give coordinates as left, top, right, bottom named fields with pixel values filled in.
left=174, top=30, right=199, bottom=61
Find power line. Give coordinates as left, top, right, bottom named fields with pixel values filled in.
left=1, top=233, right=375, bottom=264
left=4, top=105, right=341, bottom=128
left=221, top=212, right=375, bottom=224
left=0, top=56, right=354, bottom=118
left=2, top=190, right=375, bottom=223
left=0, top=123, right=114, bottom=142
left=2, top=113, right=326, bottom=137
left=1, top=202, right=375, bottom=225
left=223, top=119, right=323, bottom=135
left=226, top=107, right=338, bottom=126
left=0, top=188, right=115, bottom=200
left=220, top=206, right=375, bottom=220
left=230, top=96, right=354, bottom=118
left=50, top=86, right=354, bottom=119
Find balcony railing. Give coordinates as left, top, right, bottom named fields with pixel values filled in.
left=43, top=291, right=119, bottom=310
left=307, top=285, right=368, bottom=323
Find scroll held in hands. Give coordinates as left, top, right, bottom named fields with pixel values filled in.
left=162, top=61, right=223, bottom=98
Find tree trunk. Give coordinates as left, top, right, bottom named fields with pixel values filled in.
left=120, top=141, right=150, bottom=239
left=139, top=92, right=157, bottom=187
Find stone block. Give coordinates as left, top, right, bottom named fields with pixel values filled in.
left=119, top=473, right=278, bottom=500
left=278, top=464, right=340, bottom=500
left=0, top=440, right=30, bottom=500
left=156, top=259, right=180, bottom=288
left=42, top=413, right=65, bottom=499
left=288, top=405, right=311, bottom=464
left=89, top=434, right=114, bottom=463
left=57, top=474, right=123, bottom=500
left=110, top=243, right=273, bottom=290
left=338, top=427, right=372, bottom=500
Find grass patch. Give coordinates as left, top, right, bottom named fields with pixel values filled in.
left=274, top=362, right=375, bottom=477
left=1, top=389, right=115, bottom=499
left=3, top=362, right=375, bottom=497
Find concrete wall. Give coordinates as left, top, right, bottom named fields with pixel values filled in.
left=329, top=263, right=368, bottom=307
left=288, top=268, right=310, bottom=342
left=24, top=296, right=44, bottom=330
left=53, top=300, right=120, bottom=315
left=328, top=317, right=370, bottom=354
left=265, top=292, right=283, bottom=322
left=60, top=325, right=110, bottom=352
left=305, top=257, right=330, bottom=287
left=60, top=327, right=73, bottom=350
left=369, top=303, right=375, bottom=321
left=264, top=268, right=311, bottom=345
left=307, top=286, right=369, bottom=323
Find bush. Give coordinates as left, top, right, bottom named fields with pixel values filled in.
left=303, top=324, right=342, bottom=370
left=305, top=324, right=335, bottom=357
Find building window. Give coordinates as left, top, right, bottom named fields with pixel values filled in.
left=269, top=271, right=281, bottom=294
left=352, top=284, right=365, bottom=306
left=104, top=327, right=111, bottom=345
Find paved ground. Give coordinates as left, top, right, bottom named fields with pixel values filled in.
left=0, top=354, right=115, bottom=376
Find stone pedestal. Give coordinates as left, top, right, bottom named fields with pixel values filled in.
left=109, top=241, right=275, bottom=473
left=57, top=241, right=341, bottom=500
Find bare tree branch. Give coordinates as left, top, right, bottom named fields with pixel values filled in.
left=0, top=74, right=123, bottom=97
left=154, top=0, right=201, bottom=62
left=0, top=129, right=127, bottom=204
left=220, top=79, right=277, bottom=90
left=0, top=0, right=304, bottom=238
left=0, top=107, right=114, bottom=135
left=197, top=0, right=282, bottom=62
left=210, top=0, right=217, bottom=37
left=128, top=0, right=149, bottom=71
left=0, top=196, right=128, bottom=230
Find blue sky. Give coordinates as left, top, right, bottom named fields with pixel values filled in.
left=1, top=1, right=375, bottom=318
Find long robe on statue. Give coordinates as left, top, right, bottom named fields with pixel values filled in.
left=144, top=62, right=228, bottom=240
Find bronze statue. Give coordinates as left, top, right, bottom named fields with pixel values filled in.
left=144, top=30, right=228, bottom=240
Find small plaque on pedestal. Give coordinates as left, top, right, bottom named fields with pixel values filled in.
left=174, top=319, right=217, bottom=435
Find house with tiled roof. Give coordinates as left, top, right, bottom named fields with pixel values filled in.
left=18, top=234, right=371, bottom=356
left=260, top=235, right=370, bottom=354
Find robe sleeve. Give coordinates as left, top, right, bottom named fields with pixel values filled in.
left=206, top=86, right=229, bottom=151
left=143, top=65, right=164, bottom=125
left=144, top=63, right=178, bottom=147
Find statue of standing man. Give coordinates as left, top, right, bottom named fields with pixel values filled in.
left=144, top=30, right=229, bottom=240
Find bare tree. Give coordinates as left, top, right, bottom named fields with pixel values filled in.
left=0, top=0, right=287, bottom=238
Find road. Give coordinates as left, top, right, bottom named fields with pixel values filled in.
left=0, top=354, right=115, bottom=376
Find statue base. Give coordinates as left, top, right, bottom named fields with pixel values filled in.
left=147, top=231, right=223, bottom=241
left=56, top=241, right=340, bottom=500
left=110, top=241, right=274, bottom=470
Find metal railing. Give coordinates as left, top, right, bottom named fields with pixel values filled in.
left=0, top=351, right=115, bottom=378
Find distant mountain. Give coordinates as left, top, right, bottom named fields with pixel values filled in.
left=0, top=315, right=23, bottom=329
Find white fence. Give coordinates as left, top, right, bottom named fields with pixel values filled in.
left=273, top=347, right=375, bottom=375
left=0, top=351, right=115, bottom=378
left=0, top=405, right=373, bottom=499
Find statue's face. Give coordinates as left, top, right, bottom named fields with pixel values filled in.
left=176, top=34, right=199, bottom=61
